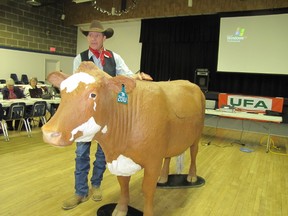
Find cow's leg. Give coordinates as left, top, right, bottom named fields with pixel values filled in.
left=142, top=160, right=163, bottom=216
left=187, top=141, right=199, bottom=183
left=157, top=157, right=171, bottom=183
left=112, top=176, right=130, bottom=216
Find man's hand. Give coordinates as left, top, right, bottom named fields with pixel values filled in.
left=134, top=72, right=153, bottom=81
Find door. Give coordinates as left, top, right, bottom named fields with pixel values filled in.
left=45, top=59, right=60, bottom=79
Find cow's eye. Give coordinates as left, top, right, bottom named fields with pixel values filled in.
left=90, top=93, right=96, bottom=98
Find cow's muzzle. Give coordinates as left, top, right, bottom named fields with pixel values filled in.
left=42, top=130, right=71, bottom=147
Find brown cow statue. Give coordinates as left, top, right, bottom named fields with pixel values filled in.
left=42, top=61, right=205, bottom=216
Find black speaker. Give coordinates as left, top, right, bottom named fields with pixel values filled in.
left=194, top=69, right=209, bottom=92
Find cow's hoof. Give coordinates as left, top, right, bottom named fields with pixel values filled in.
left=157, top=176, right=168, bottom=184
left=187, top=175, right=197, bottom=183
left=112, top=208, right=128, bottom=216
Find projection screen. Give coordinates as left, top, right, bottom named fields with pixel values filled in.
left=217, top=13, right=288, bottom=75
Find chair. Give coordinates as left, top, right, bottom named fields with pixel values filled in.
left=10, top=73, right=23, bottom=84
left=0, top=103, right=5, bottom=139
left=0, top=79, right=6, bottom=84
left=10, top=73, right=19, bottom=82
left=1, top=102, right=30, bottom=141
left=21, top=74, right=29, bottom=84
left=25, top=101, right=47, bottom=134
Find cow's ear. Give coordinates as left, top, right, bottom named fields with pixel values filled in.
left=77, top=62, right=111, bottom=78
left=47, top=71, right=70, bottom=88
left=107, top=75, right=136, bottom=93
left=77, top=61, right=97, bottom=73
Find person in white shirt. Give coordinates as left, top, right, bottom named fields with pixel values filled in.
left=63, top=20, right=152, bottom=210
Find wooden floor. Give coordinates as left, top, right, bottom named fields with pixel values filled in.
left=0, top=127, right=287, bottom=216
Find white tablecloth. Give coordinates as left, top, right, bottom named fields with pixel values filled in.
left=0, top=98, right=61, bottom=108
left=205, top=109, right=282, bottom=123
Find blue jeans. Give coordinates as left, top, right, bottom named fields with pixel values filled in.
left=74, top=142, right=106, bottom=196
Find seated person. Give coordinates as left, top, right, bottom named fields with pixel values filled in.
left=0, top=103, right=3, bottom=120
left=47, top=85, right=61, bottom=98
left=0, top=103, right=3, bottom=134
left=1, top=78, right=25, bottom=130
left=24, top=77, right=47, bottom=127
left=46, top=85, right=60, bottom=117
left=2, top=78, right=25, bottom=99
left=24, top=77, right=43, bottom=98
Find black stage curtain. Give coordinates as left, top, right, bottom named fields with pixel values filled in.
left=140, top=15, right=288, bottom=98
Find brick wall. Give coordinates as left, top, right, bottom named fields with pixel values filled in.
left=0, top=0, right=77, bottom=56
left=1, top=0, right=288, bottom=56
left=64, top=0, right=288, bottom=25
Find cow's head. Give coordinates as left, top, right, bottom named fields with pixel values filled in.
left=42, top=61, right=136, bottom=147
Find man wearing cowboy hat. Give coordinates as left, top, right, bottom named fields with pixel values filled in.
left=63, top=20, right=152, bottom=210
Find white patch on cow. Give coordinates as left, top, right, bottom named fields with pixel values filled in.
left=88, top=93, right=97, bottom=111
left=107, top=155, right=142, bottom=176
left=93, top=101, right=97, bottom=111
left=69, top=117, right=101, bottom=142
left=61, top=72, right=95, bottom=93
left=101, top=125, right=107, bottom=134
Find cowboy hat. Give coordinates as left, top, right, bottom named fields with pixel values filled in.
left=80, top=20, right=114, bottom=38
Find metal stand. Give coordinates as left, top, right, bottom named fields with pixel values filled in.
left=97, top=203, right=143, bottom=216
left=157, top=174, right=205, bottom=189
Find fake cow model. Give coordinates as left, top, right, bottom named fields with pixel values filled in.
left=42, top=62, right=205, bottom=216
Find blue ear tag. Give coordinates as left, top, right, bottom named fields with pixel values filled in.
left=117, top=84, right=128, bottom=104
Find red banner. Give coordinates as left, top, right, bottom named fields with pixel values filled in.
left=218, top=93, right=284, bottom=113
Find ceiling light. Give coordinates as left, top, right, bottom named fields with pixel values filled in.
left=73, top=0, right=92, bottom=3
left=92, top=0, right=138, bottom=16
left=26, top=0, right=42, bottom=6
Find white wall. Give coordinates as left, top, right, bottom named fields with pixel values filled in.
left=0, top=48, right=74, bottom=82
left=0, top=20, right=141, bottom=83
left=76, top=20, right=142, bottom=73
